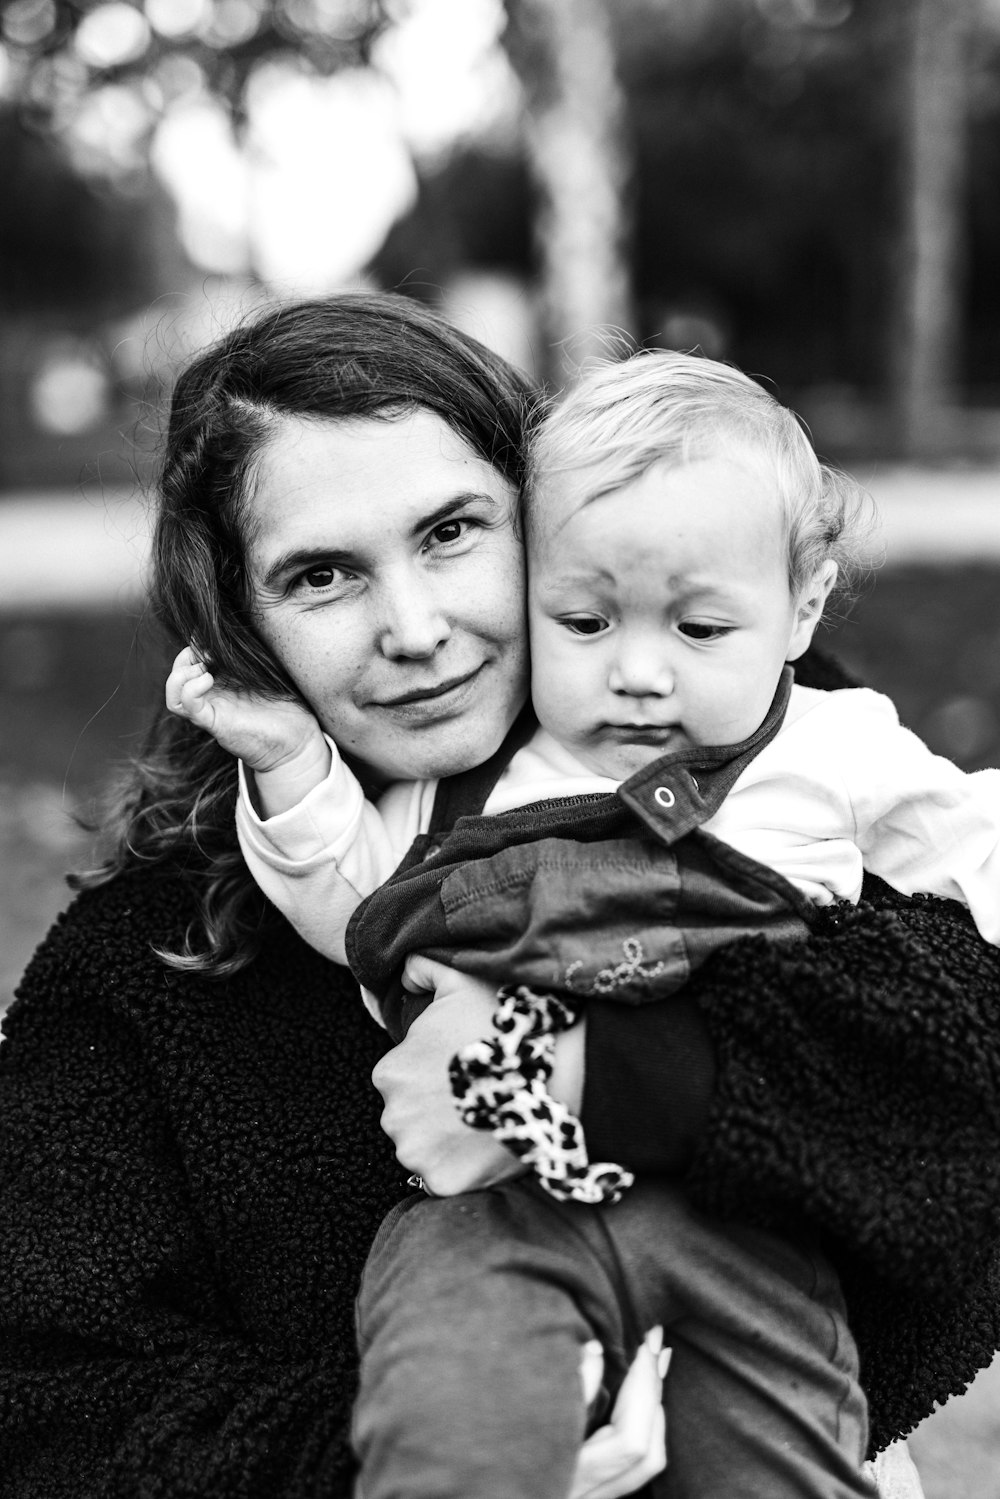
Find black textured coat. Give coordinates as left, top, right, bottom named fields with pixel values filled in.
left=2, top=867, right=1000, bottom=1495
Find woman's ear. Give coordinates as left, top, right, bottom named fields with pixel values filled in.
left=786, top=559, right=838, bottom=661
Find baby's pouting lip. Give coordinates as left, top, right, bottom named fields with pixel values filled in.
left=603, top=723, right=680, bottom=743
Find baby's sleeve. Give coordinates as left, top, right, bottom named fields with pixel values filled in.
left=236, top=737, right=415, bottom=968
left=847, top=690, right=1000, bottom=944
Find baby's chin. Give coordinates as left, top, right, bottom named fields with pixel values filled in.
left=582, top=729, right=692, bottom=782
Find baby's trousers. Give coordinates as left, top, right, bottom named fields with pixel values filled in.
left=352, top=1178, right=875, bottom=1499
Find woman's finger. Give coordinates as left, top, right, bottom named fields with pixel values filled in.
left=400, top=954, right=434, bottom=995
left=401, top=953, right=453, bottom=994
left=580, top=1339, right=605, bottom=1408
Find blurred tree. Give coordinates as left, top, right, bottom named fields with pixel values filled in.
left=504, top=0, right=633, bottom=385
left=886, top=0, right=972, bottom=456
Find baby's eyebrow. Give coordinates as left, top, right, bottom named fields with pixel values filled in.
left=533, top=562, right=617, bottom=591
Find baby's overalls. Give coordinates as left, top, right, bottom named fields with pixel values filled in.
left=350, top=669, right=875, bottom=1499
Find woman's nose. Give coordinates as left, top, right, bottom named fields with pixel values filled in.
left=608, top=637, right=674, bottom=697
left=375, top=573, right=451, bottom=659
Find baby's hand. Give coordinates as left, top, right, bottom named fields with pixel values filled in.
left=165, top=646, right=331, bottom=814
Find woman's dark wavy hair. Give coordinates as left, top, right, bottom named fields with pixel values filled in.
left=78, top=292, right=538, bottom=974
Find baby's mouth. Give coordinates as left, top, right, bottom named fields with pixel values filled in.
left=605, top=723, right=680, bottom=745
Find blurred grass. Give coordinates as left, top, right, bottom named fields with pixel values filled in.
left=2, top=570, right=1000, bottom=1499
left=0, top=609, right=165, bottom=1011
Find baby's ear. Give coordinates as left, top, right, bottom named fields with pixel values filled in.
left=787, top=560, right=838, bottom=660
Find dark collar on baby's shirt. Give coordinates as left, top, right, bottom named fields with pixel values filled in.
left=618, top=665, right=794, bottom=847
left=428, top=665, right=794, bottom=846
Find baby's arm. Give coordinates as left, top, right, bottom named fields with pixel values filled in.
left=166, top=646, right=406, bottom=978
left=846, top=689, right=1000, bottom=943
left=166, top=645, right=332, bottom=816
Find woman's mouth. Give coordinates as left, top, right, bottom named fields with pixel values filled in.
left=373, top=665, right=484, bottom=720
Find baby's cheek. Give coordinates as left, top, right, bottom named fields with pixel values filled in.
left=534, top=671, right=580, bottom=741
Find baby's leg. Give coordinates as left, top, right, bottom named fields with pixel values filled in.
left=603, top=1180, right=876, bottom=1499
left=352, top=1186, right=636, bottom=1499
left=353, top=1178, right=875, bottom=1499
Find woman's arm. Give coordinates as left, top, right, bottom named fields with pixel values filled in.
left=0, top=879, right=394, bottom=1498
left=379, top=886, right=1000, bottom=1296
left=586, top=880, right=1000, bottom=1296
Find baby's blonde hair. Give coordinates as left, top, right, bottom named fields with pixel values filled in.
left=527, top=350, right=876, bottom=601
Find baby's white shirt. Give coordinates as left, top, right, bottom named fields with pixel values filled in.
left=235, top=726, right=617, bottom=979
left=236, top=685, right=1000, bottom=1008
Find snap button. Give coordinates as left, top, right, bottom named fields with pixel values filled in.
left=654, top=785, right=676, bottom=809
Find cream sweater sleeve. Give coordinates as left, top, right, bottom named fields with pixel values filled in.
left=236, top=737, right=432, bottom=976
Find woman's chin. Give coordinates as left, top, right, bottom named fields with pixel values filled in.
left=359, top=709, right=519, bottom=784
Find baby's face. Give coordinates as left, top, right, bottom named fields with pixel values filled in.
left=527, top=454, right=821, bottom=780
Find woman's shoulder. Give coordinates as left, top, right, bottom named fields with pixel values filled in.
left=9, top=865, right=363, bottom=1041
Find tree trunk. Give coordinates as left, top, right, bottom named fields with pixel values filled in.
left=505, top=0, right=635, bottom=389
left=888, top=0, right=970, bottom=456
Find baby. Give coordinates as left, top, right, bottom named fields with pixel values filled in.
left=167, top=350, right=999, bottom=1499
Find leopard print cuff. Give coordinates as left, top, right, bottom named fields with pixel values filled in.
left=449, top=984, right=635, bottom=1206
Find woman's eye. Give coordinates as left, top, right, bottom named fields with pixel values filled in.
left=302, top=566, right=338, bottom=590
left=430, top=519, right=465, bottom=545
left=679, top=621, right=727, bottom=641
left=562, top=615, right=608, bottom=636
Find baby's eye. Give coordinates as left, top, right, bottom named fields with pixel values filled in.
left=561, top=615, right=608, bottom=636
left=679, top=621, right=729, bottom=641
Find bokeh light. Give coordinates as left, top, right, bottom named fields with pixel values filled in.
left=144, top=0, right=211, bottom=41
left=374, top=0, right=520, bottom=161
left=276, top=0, right=375, bottom=41
left=201, top=0, right=265, bottom=48
left=245, top=58, right=417, bottom=289
left=60, top=82, right=155, bottom=177
left=29, top=341, right=111, bottom=436
left=151, top=96, right=251, bottom=273
left=74, top=4, right=153, bottom=70
left=1, top=0, right=57, bottom=50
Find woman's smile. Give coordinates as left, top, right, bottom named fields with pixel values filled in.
left=371, top=663, right=485, bottom=713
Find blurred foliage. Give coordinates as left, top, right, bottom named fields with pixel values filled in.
left=383, top=0, right=1000, bottom=407
left=0, top=0, right=392, bottom=116
left=4, top=0, right=1000, bottom=472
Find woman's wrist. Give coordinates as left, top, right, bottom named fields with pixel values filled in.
left=547, top=1014, right=586, bottom=1116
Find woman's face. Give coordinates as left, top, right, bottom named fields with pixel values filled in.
left=244, top=410, right=528, bottom=783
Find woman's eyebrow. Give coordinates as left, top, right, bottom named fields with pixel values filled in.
left=259, top=545, right=353, bottom=590
left=408, top=491, right=503, bottom=537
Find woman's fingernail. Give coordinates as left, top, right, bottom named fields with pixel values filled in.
left=646, top=1325, right=664, bottom=1354
left=657, top=1347, right=673, bottom=1379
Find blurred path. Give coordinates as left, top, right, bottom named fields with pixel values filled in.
left=0, top=488, right=150, bottom=610
left=1, top=467, right=1000, bottom=608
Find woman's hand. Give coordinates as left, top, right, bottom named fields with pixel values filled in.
left=572, top=1330, right=670, bottom=1499
left=372, top=958, right=522, bottom=1195
left=372, top=956, right=587, bottom=1196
